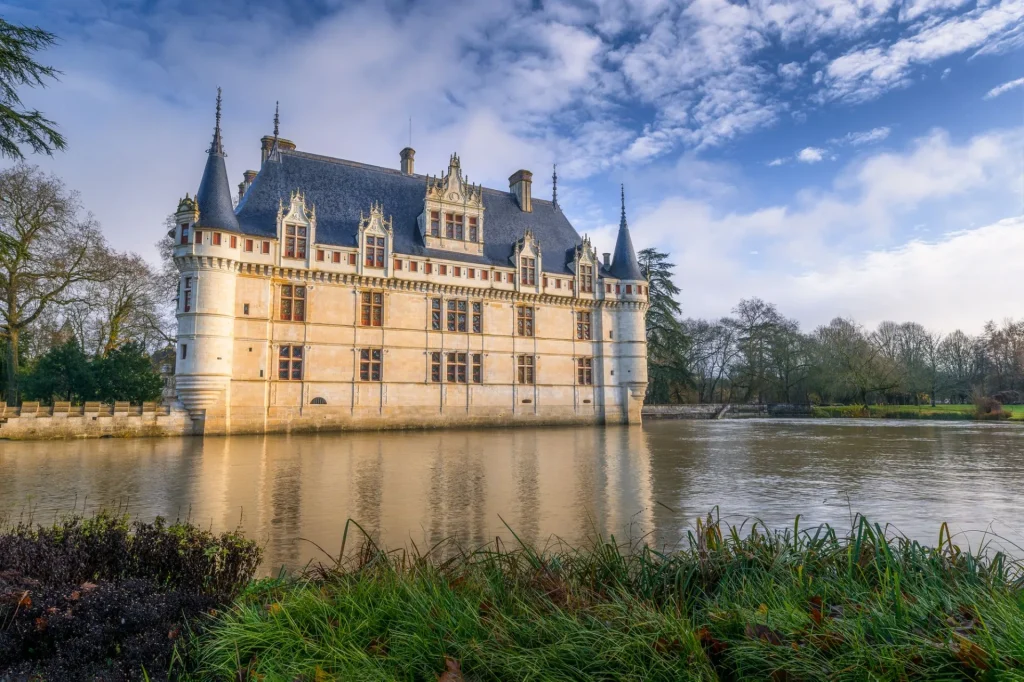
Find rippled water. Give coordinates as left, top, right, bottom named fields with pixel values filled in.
left=1, top=419, right=1022, bottom=572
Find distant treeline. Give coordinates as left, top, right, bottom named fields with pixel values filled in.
left=641, top=250, right=1023, bottom=406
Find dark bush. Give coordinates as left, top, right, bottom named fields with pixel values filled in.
left=0, top=512, right=261, bottom=681
left=974, top=395, right=1009, bottom=420
left=991, top=389, right=1022, bottom=405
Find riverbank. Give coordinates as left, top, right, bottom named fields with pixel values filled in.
left=811, top=404, right=1024, bottom=421
left=4, top=513, right=1022, bottom=680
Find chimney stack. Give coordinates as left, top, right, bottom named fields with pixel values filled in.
left=603, top=253, right=611, bottom=267
left=509, top=170, right=533, bottom=212
left=400, top=147, right=415, bottom=175
left=238, top=170, right=258, bottom=201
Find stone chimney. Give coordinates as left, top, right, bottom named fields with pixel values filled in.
left=400, top=147, right=415, bottom=175
left=238, top=170, right=258, bottom=202
left=260, top=135, right=296, bottom=164
left=603, top=253, right=611, bottom=267
left=509, top=170, right=533, bottom=212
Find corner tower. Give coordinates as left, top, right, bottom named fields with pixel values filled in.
left=173, top=88, right=240, bottom=433
left=610, top=185, right=648, bottom=424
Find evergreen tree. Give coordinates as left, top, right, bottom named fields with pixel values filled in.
left=92, top=342, right=163, bottom=404
left=638, top=247, right=690, bottom=403
left=21, top=339, right=94, bottom=403
left=0, top=18, right=65, bottom=161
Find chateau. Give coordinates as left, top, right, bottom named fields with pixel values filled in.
left=171, top=93, right=648, bottom=435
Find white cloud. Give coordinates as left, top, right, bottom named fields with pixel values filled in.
left=767, top=157, right=787, bottom=166
left=831, top=126, right=892, bottom=146
left=941, top=67, right=952, bottom=79
left=797, top=147, right=827, bottom=163
left=984, top=76, right=1024, bottom=98
left=626, top=127, right=1024, bottom=331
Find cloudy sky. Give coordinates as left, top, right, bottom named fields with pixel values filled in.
left=6, top=0, right=1024, bottom=332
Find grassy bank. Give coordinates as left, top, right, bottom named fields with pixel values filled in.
left=179, top=517, right=1024, bottom=681
left=812, top=404, right=1024, bottom=421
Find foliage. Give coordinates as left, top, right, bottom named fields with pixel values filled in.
left=0, top=19, right=66, bottom=161
left=21, top=339, right=163, bottom=404
left=0, top=511, right=261, bottom=681
left=973, top=395, right=1008, bottom=421
left=93, top=341, right=164, bottom=404
left=182, top=516, right=1024, bottom=681
left=638, top=247, right=691, bottom=403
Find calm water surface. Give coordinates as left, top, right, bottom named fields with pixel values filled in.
left=1, top=419, right=1022, bottom=573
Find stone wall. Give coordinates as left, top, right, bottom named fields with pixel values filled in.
left=642, top=403, right=813, bottom=420
left=0, top=402, right=193, bottom=440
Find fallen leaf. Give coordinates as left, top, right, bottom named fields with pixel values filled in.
left=34, top=616, right=47, bottom=632
left=17, top=592, right=31, bottom=608
left=81, top=581, right=98, bottom=592
left=69, top=591, right=81, bottom=601
left=169, top=626, right=181, bottom=640
left=953, top=635, right=989, bottom=671
left=746, top=623, right=784, bottom=646
left=437, top=658, right=464, bottom=682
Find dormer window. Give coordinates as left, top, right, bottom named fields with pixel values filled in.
left=469, top=216, right=478, bottom=242
left=580, top=264, right=593, bottom=293
left=285, top=224, right=307, bottom=259
left=365, top=236, right=385, bottom=268
left=430, top=211, right=440, bottom=237
left=520, top=257, right=536, bottom=286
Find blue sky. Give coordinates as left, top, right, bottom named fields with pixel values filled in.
left=5, top=0, right=1024, bottom=331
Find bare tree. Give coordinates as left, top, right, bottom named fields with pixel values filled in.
left=0, top=165, right=105, bottom=400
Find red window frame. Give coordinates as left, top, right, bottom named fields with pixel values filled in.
left=213, top=232, right=222, bottom=246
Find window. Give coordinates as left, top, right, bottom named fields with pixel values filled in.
left=262, top=240, right=270, bottom=254
left=605, top=283, right=611, bottom=293
left=468, top=216, right=478, bottom=242
left=472, top=302, right=482, bottom=333
left=365, top=236, right=385, bottom=268
left=616, top=284, right=621, bottom=294
left=359, top=348, right=382, bottom=381
left=577, top=357, right=593, bottom=386
left=580, top=264, right=594, bottom=293
left=394, top=258, right=402, bottom=271
left=245, top=239, right=254, bottom=252
left=316, top=249, right=325, bottom=262
left=543, top=276, right=548, bottom=288
left=425, top=262, right=433, bottom=275
left=447, top=300, right=467, bottom=332
left=280, top=285, right=306, bottom=322
left=430, top=352, right=442, bottom=382
left=430, top=211, right=440, bottom=237
left=439, top=264, right=448, bottom=276
left=481, top=270, right=488, bottom=281
left=411, top=261, right=419, bottom=273
left=517, top=306, right=534, bottom=337
left=243, top=303, right=249, bottom=315
left=194, top=230, right=203, bottom=244
left=520, top=257, right=536, bottom=285
left=181, top=344, right=187, bottom=360
left=445, top=213, right=455, bottom=238
left=508, top=272, right=515, bottom=284
left=556, top=279, right=561, bottom=289
left=454, top=214, right=464, bottom=240
left=284, top=225, right=307, bottom=259
left=626, top=284, right=633, bottom=294
left=180, top=223, right=189, bottom=245
left=213, top=232, right=222, bottom=246
left=278, top=345, right=303, bottom=380
left=517, top=355, right=535, bottom=384
left=431, top=298, right=442, bottom=330
left=453, top=266, right=461, bottom=278
left=182, top=277, right=192, bottom=313
left=360, top=291, right=383, bottom=326
left=230, top=235, right=237, bottom=248
left=332, top=251, right=341, bottom=263
left=576, top=311, right=592, bottom=340
left=472, top=353, right=482, bottom=384
left=348, top=253, right=356, bottom=265
left=446, top=352, right=468, bottom=383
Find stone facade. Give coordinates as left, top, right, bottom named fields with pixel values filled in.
left=172, top=94, right=648, bottom=436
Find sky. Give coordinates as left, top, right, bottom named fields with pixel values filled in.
left=4, top=0, right=1024, bottom=333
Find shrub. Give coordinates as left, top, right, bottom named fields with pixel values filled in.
left=974, top=395, right=1009, bottom=420
left=0, top=512, right=261, bottom=681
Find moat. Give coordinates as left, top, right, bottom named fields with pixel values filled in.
left=2, top=419, right=1022, bottom=573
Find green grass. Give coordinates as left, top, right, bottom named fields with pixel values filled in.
left=812, top=404, right=1024, bottom=421
left=178, top=516, right=1024, bottom=681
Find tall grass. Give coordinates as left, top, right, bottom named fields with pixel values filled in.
left=182, top=515, right=1024, bottom=681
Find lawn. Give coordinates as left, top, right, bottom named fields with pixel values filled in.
left=812, top=404, right=1024, bottom=421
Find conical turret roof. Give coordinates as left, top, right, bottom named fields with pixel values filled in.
left=195, top=88, right=240, bottom=231
left=609, top=185, right=643, bottom=280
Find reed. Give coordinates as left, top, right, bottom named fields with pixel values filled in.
left=181, top=515, right=1024, bottom=681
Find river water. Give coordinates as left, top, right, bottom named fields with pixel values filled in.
left=1, top=419, right=1022, bottom=573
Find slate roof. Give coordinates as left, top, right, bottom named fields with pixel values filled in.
left=195, top=151, right=240, bottom=232
left=610, top=220, right=644, bottom=281
left=233, top=150, right=587, bottom=275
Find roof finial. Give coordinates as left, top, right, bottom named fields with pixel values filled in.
left=208, top=87, right=225, bottom=156
left=620, top=184, right=627, bottom=228
left=552, top=164, right=558, bottom=210
left=273, top=100, right=280, bottom=138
